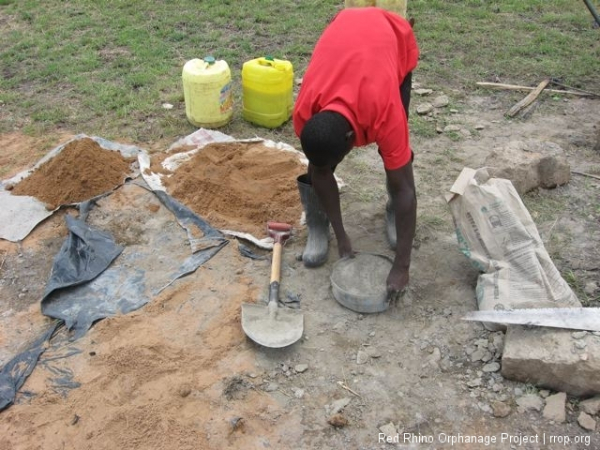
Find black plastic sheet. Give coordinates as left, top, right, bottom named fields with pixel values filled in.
left=0, top=189, right=229, bottom=412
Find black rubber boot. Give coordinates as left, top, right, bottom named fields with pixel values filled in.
left=297, top=174, right=330, bottom=267
left=386, top=183, right=397, bottom=250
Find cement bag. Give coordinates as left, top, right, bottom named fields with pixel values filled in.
left=447, top=168, right=580, bottom=331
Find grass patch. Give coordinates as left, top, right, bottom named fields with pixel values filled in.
left=563, top=269, right=599, bottom=306
left=0, top=0, right=598, bottom=145
left=522, top=190, right=568, bottom=223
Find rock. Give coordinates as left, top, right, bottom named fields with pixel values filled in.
left=433, top=95, right=449, bottom=108
left=572, top=331, right=588, bottom=340
left=365, top=346, right=382, bottom=358
left=577, top=412, right=597, bottom=431
left=474, top=338, right=489, bottom=348
left=584, top=281, right=597, bottom=296
left=467, top=378, right=482, bottom=388
left=514, top=387, right=524, bottom=396
left=475, top=123, right=486, bottom=130
left=539, top=390, right=550, bottom=398
left=542, top=392, right=566, bottom=423
left=264, top=382, right=279, bottom=392
left=294, top=364, right=309, bottom=373
left=427, top=347, right=441, bottom=363
left=414, top=88, right=433, bottom=96
left=492, top=401, right=511, bottom=418
left=356, top=351, right=369, bottom=365
left=579, top=395, right=600, bottom=415
left=416, top=103, right=434, bottom=115
left=443, top=124, right=462, bottom=133
left=478, top=402, right=493, bottom=414
left=502, top=326, right=600, bottom=396
left=332, top=321, right=346, bottom=332
left=491, top=332, right=505, bottom=356
left=471, top=348, right=492, bottom=362
left=328, top=413, right=349, bottom=428
left=379, top=422, right=397, bottom=437
left=177, top=384, right=192, bottom=398
left=292, top=387, right=305, bottom=399
left=482, top=362, right=501, bottom=373
left=484, top=140, right=571, bottom=195
left=516, top=394, right=544, bottom=412
left=329, top=397, right=351, bottom=415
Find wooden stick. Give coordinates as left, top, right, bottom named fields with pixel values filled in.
left=549, top=79, right=599, bottom=98
left=337, top=381, right=362, bottom=399
left=572, top=171, right=600, bottom=181
left=476, top=82, right=596, bottom=97
left=506, top=79, right=551, bottom=118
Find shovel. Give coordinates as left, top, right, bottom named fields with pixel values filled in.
left=241, top=221, right=304, bottom=348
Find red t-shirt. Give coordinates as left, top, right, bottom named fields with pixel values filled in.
left=293, top=7, right=419, bottom=170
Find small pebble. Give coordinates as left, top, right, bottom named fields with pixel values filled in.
left=328, top=414, right=349, bottom=428
left=295, top=364, right=308, bottom=373
left=482, top=362, right=501, bottom=373
left=356, top=351, right=369, bottom=365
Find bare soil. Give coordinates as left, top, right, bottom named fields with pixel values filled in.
left=0, top=92, right=599, bottom=450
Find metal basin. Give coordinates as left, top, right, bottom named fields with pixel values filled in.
left=330, top=253, right=392, bottom=313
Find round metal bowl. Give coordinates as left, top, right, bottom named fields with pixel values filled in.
left=330, top=253, right=392, bottom=313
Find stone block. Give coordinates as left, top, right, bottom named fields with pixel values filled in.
left=579, top=395, right=600, bottom=415
left=484, top=140, right=571, bottom=195
left=543, top=392, right=566, bottom=423
left=501, top=326, right=600, bottom=397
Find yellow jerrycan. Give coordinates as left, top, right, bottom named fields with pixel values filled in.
left=242, top=56, right=294, bottom=128
left=182, top=56, right=233, bottom=128
left=344, top=0, right=408, bottom=18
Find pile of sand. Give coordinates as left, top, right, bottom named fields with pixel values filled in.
left=11, top=137, right=134, bottom=209
left=163, top=141, right=306, bottom=238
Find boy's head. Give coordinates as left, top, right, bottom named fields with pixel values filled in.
left=300, top=111, right=354, bottom=167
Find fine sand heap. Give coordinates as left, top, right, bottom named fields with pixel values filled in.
left=163, top=141, right=305, bottom=238
left=11, top=137, right=134, bottom=209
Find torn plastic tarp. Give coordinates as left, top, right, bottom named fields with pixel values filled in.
left=1, top=188, right=229, bottom=412
left=0, top=322, right=60, bottom=411
left=42, top=213, right=124, bottom=303
left=41, top=190, right=227, bottom=340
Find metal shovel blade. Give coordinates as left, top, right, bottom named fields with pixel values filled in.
left=241, top=302, right=304, bottom=348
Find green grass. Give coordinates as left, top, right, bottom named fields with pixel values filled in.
left=0, top=0, right=598, bottom=147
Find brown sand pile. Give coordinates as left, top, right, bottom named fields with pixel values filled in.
left=11, top=137, right=134, bottom=209
left=163, top=141, right=305, bottom=238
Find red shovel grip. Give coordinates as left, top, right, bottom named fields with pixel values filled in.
left=267, top=221, right=292, bottom=232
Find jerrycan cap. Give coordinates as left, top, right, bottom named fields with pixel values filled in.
left=203, top=56, right=216, bottom=65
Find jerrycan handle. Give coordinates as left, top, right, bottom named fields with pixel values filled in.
left=259, top=56, right=275, bottom=66
left=258, top=55, right=285, bottom=71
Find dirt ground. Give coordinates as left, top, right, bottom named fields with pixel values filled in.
left=0, top=91, right=599, bottom=450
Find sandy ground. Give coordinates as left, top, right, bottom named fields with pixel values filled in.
left=0, top=93, right=599, bottom=450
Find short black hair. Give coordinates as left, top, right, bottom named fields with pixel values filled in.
left=300, top=111, right=352, bottom=167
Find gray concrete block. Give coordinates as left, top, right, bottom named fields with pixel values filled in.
left=484, top=140, right=571, bottom=195
left=501, top=326, right=600, bottom=397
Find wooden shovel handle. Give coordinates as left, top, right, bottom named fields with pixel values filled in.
left=270, top=242, right=282, bottom=284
